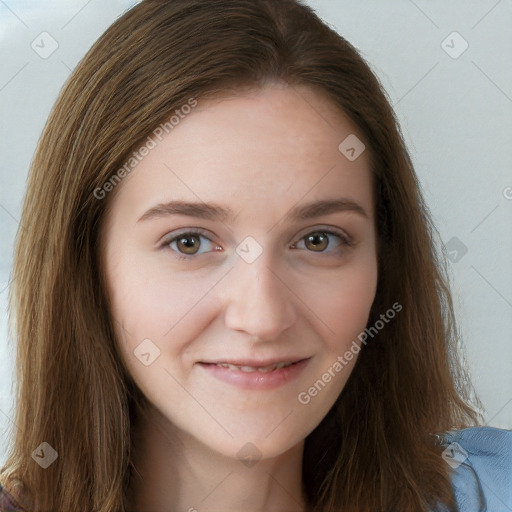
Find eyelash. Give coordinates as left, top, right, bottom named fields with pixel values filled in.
left=160, top=227, right=354, bottom=261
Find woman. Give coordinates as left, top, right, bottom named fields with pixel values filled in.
left=0, top=0, right=510, bottom=511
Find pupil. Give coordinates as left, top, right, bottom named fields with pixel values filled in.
left=307, top=232, right=328, bottom=251
left=179, top=235, right=199, bottom=254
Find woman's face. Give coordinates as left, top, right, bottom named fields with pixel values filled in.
left=101, top=83, right=378, bottom=460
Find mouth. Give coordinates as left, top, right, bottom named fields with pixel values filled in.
left=198, top=358, right=308, bottom=373
left=196, top=358, right=311, bottom=390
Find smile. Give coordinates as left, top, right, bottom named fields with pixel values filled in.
left=213, top=361, right=295, bottom=372
left=197, top=358, right=310, bottom=390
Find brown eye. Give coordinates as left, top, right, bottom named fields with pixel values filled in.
left=176, top=234, right=201, bottom=254
left=304, top=232, right=330, bottom=252
left=164, top=230, right=217, bottom=257
left=294, top=230, right=350, bottom=254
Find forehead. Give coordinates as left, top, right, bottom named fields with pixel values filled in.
left=105, top=84, right=374, bottom=225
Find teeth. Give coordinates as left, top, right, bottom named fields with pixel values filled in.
left=215, top=362, right=294, bottom=372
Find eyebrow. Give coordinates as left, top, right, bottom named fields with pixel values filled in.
left=137, top=197, right=369, bottom=223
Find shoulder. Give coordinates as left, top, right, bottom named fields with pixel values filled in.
left=440, top=426, right=512, bottom=511
left=0, top=482, right=26, bottom=512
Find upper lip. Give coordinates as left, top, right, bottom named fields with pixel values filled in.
left=199, top=357, right=309, bottom=367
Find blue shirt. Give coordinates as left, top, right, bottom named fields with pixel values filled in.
left=439, top=426, right=512, bottom=511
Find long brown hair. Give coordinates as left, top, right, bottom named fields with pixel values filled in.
left=1, top=1, right=482, bottom=510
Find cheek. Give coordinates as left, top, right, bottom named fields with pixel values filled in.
left=105, top=254, right=223, bottom=356
left=296, top=259, right=378, bottom=352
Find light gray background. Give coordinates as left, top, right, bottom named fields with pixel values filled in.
left=1, top=1, right=511, bottom=466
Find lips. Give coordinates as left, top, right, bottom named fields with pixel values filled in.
left=198, top=357, right=307, bottom=372
left=210, top=361, right=296, bottom=373
left=198, top=357, right=310, bottom=390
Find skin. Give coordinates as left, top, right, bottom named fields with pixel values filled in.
left=101, top=83, right=378, bottom=512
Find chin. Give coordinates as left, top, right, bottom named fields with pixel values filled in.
left=189, top=413, right=316, bottom=463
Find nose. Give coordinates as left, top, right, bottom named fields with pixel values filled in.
left=223, top=252, right=297, bottom=342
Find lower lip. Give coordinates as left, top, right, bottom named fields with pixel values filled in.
left=197, top=359, right=310, bottom=390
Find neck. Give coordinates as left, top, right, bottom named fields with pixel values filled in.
left=127, top=406, right=308, bottom=512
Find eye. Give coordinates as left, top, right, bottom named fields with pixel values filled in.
left=292, top=230, right=352, bottom=253
left=162, top=229, right=220, bottom=258
left=160, top=227, right=353, bottom=260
